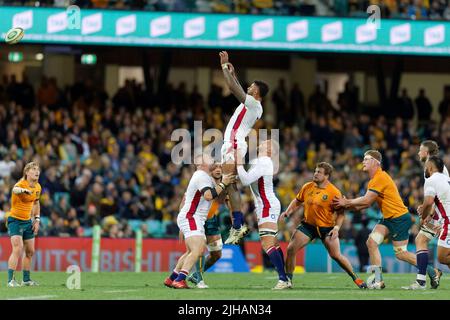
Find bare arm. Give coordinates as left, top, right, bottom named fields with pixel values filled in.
left=333, top=190, right=378, bottom=211
left=32, top=201, right=40, bottom=235
left=219, top=51, right=246, bottom=104
left=327, top=208, right=345, bottom=240
left=12, top=186, right=32, bottom=195
left=32, top=200, right=40, bottom=218
left=334, top=209, right=345, bottom=229
left=419, top=195, right=435, bottom=220
left=281, top=198, right=303, bottom=219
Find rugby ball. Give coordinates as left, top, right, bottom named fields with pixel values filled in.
left=5, top=27, right=24, bottom=45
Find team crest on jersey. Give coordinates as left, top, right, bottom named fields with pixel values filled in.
left=322, top=195, right=328, bottom=201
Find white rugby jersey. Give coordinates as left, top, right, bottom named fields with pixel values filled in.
left=179, top=170, right=215, bottom=220
left=224, top=94, right=262, bottom=144
left=425, top=165, right=449, bottom=223
left=237, top=156, right=281, bottom=215
left=424, top=172, right=450, bottom=225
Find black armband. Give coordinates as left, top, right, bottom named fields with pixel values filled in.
left=201, top=187, right=218, bottom=199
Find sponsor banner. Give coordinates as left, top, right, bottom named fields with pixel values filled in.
left=1, top=237, right=447, bottom=273
left=208, top=245, right=250, bottom=273
left=0, top=237, right=302, bottom=272
left=1, top=7, right=450, bottom=56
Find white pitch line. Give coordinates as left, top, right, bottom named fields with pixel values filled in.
left=103, top=289, right=139, bottom=294
left=8, top=295, right=57, bottom=300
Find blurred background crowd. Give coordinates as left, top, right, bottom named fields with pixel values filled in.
left=2, top=0, right=450, bottom=21
left=0, top=71, right=449, bottom=251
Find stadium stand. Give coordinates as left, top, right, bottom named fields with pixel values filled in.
left=0, top=72, right=449, bottom=245
left=1, top=0, right=450, bottom=20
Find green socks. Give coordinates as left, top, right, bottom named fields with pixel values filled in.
left=23, top=270, right=31, bottom=282
left=8, top=269, right=15, bottom=282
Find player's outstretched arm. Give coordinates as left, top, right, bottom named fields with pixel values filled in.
left=236, top=165, right=262, bottom=186
left=332, top=190, right=378, bottom=211
left=219, top=51, right=246, bottom=103
left=12, top=186, right=32, bottom=195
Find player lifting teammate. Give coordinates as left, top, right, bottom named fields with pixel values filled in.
left=164, top=154, right=234, bottom=289
left=187, top=163, right=231, bottom=288
left=236, top=139, right=291, bottom=289
left=218, top=50, right=269, bottom=245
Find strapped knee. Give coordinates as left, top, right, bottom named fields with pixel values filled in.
left=259, top=228, right=278, bottom=238
left=369, top=232, right=384, bottom=245
left=207, top=239, right=223, bottom=252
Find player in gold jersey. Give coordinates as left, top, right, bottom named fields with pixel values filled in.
left=333, top=150, right=433, bottom=289
left=7, top=162, right=42, bottom=287
left=282, top=162, right=367, bottom=289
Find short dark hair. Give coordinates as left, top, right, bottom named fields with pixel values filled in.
left=421, top=140, right=439, bottom=156
left=316, top=162, right=334, bottom=177
left=427, top=155, right=444, bottom=173
left=254, top=80, right=269, bottom=98
left=364, top=150, right=382, bottom=163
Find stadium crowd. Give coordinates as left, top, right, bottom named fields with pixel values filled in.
left=0, top=72, right=449, bottom=248
left=2, top=0, right=450, bottom=20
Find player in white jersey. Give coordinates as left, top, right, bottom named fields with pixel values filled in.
left=422, top=157, right=450, bottom=265
left=164, top=154, right=235, bottom=289
left=403, top=141, right=444, bottom=290
left=236, top=140, right=290, bottom=290
left=219, top=51, right=269, bottom=245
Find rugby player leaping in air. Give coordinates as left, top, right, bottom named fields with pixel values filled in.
left=219, top=50, right=269, bottom=244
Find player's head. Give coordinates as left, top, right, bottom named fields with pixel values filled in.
left=23, top=161, right=40, bottom=181
left=313, top=162, right=333, bottom=184
left=210, top=163, right=222, bottom=180
left=248, top=80, right=269, bottom=101
left=425, top=155, right=444, bottom=178
left=258, top=139, right=279, bottom=157
left=419, top=140, right=439, bottom=163
left=362, top=150, right=382, bottom=172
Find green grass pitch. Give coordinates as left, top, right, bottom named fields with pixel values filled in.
left=0, top=272, right=448, bottom=300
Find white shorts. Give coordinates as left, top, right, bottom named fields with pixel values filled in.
left=437, top=224, right=450, bottom=249
left=221, top=140, right=248, bottom=164
left=419, top=223, right=440, bottom=240
left=256, top=206, right=280, bottom=226
left=177, top=215, right=206, bottom=239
